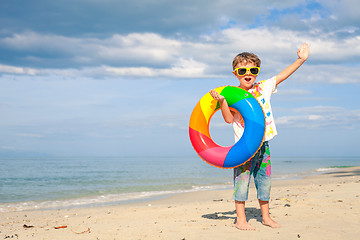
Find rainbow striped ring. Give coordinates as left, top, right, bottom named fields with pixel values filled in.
left=189, top=86, right=265, bottom=169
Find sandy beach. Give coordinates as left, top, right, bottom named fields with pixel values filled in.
left=1, top=166, right=359, bottom=240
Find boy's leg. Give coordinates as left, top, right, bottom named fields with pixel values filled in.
left=235, top=201, right=255, bottom=230
left=233, top=162, right=252, bottom=201
left=258, top=200, right=281, bottom=228
left=253, top=142, right=280, bottom=228
left=233, top=161, right=254, bottom=230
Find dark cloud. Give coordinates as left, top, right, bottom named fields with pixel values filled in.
left=2, top=0, right=357, bottom=40
left=0, top=0, right=296, bottom=37
left=1, top=0, right=359, bottom=73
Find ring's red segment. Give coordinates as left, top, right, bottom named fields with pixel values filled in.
left=189, top=127, right=219, bottom=152
left=198, top=146, right=231, bottom=167
left=189, top=127, right=231, bottom=167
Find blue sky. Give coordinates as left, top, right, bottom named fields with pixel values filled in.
left=0, top=0, right=359, bottom=157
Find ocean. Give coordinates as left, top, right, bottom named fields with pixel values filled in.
left=0, top=155, right=359, bottom=212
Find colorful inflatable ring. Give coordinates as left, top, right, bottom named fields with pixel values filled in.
left=189, top=86, right=265, bottom=169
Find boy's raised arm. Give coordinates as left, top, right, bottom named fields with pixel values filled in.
left=276, top=43, right=310, bottom=86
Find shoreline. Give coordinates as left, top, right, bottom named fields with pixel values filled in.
left=1, top=166, right=360, bottom=239
left=1, top=165, right=358, bottom=213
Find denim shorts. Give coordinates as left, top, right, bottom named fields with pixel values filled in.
left=233, top=141, right=271, bottom=201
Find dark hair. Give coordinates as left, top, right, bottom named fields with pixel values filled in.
left=232, top=52, right=261, bottom=70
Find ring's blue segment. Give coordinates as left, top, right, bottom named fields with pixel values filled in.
left=223, top=97, right=265, bottom=168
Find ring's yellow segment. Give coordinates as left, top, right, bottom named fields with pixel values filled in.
left=189, top=86, right=226, bottom=139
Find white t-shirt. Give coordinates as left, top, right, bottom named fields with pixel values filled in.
left=232, top=76, right=278, bottom=142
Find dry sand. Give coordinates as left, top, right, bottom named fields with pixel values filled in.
left=1, top=167, right=360, bottom=240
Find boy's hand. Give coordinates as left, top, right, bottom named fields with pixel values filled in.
left=297, top=43, right=310, bottom=61
left=276, top=42, right=310, bottom=86
left=209, top=90, right=225, bottom=101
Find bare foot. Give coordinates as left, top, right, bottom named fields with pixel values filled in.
left=234, top=221, right=256, bottom=231
left=262, top=218, right=281, bottom=228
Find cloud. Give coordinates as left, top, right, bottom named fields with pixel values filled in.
left=320, top=0, right=360, bottom=27
left=1, top=146, right=16, bottom=150
left=15, top=133, right=44, bottom=138
left=0, top=32, right=194, bottom=70
left=276, top=89, right=312, bottom=96
left=0, top=64, right=39, bottom=75
left=276, top=106, right=360, bottom=128
left=294, top=64, right=360, bottom=84
left=104, top=58, right=217, bottom=78
left=1, top=27, right=360, bottom=82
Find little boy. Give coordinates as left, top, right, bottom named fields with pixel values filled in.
left=210, top=43, right=310, bottom=230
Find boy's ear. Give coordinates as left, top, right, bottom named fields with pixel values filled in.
left=232, top=71, right=237, bottom=77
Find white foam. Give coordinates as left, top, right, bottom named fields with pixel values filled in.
left=0, top=184, right=232, bottom=212
left=316, top=167, right=336, bottom=172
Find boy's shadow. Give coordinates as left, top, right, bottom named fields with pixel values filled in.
left=201, top=208, right=262, bottom=224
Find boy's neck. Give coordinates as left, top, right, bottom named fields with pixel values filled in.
left=238, top=84, right=252, bottom=91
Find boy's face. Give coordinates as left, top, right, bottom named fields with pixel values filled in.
left=232, top=61, right=258, bottom=91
